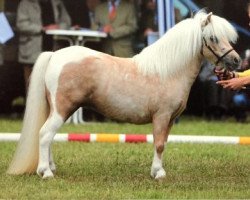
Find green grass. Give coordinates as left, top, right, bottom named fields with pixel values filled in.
left=1, top=116, right=250, bottom=136
left=0, top=116, right=250, bottom=199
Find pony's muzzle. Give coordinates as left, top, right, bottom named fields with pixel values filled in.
left=233, top=57, right=241, bottom=66
left=223, top=52, right=241, bottom=71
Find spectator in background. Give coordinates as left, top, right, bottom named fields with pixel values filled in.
left=199, top=60, right=234, bottom=120
left=66, top=0, right=100, bottom=30
left=138, top=0, right=182, bottom=47
left=215, top=2, right=250, bottom=122
left=86, top=0, right=101, bottom=29
left=216, top=50, right=250, bottom=122
left=232, top=71, right=250, bottom=121
left=65, top=0, right=102, bottom=51
left=16, top=0, right=71, bottom=93
left=139, top=0, right=158, bottom=46
left=81, top=0, right=102, bottom=52
left=216, top=1, right=250, bottom=91
left=93, top=0, right=137, bottom=57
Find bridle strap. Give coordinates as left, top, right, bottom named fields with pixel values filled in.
left=201, top=37, right=234, bottom=65
left=215, top=48, right=234, bottom=65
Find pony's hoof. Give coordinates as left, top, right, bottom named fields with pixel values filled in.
left=37, top=167, right=54, bottom=179
left=42, top=171, right=54, bottom=179
left=154, top=169, right=166, bottom=180
left=151, top=168, right=166, bottom=180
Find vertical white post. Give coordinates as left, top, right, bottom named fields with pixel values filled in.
left=157, top=0, right=175, bottom=37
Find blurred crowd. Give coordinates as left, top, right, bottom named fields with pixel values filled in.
left=0, top=0, right=250, bottom=122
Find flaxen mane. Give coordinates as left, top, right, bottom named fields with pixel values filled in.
left=133, top=11, right=238, bottom=79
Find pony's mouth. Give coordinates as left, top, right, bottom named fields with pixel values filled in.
left=224, top=62, right=236, bottom=71
left=214, top=65, right=224, bottom=71
left=213, top=66, right=231, bottom=81
left=215, top=61, right=236, bottom=72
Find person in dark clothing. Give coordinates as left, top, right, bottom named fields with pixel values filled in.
left=198, top=60, right=234, bottom=120
left=139, top=0, right=158, bottom=42
left=39, top=0, right=57, bottom=51
left=64, top=0, right=101, bottom=51
left=65, top=0, right=100, bottom=29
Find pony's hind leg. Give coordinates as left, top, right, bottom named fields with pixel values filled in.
left=37, top=112, right=64, bottom=179
left=151, top=115, right=173, bottom=179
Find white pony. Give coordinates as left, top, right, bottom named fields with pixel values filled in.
left=8, top=12, right=240, bottom=179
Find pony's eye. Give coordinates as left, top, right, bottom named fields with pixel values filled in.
left=210, top=36, right=218, bottom=43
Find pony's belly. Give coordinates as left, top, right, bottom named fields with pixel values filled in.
left=91, top=102, right=152, bottom=124
left=107, top=111, right=152, bottom=124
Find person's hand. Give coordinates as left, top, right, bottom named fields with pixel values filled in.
left=43, top=24, right=60, bottom=31
left=72, top=25, right=81, bottom=30
left=103, top=25, right=113, bottom=33
left=144, top=28, right=154, bottom=37
left=216, top=77, right=248, bottom=90
left=214, top=68, right=236, bottom=80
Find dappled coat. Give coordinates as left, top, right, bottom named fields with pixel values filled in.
left=16, top=0, right=71, bottom=64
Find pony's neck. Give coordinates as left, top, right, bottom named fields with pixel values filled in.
left=133, top=18, right=203, bottom=79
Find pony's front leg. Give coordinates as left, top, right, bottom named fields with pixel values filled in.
left=151, top=115, right=172, bottom=179
left=37, top=113, right=64, bottom=179
left=49, top=146, right=56, bottom=172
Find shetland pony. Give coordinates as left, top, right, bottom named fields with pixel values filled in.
left=8, top=12, right=240, bottom=179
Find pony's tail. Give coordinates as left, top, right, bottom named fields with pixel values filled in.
left=7, top=51, right=53, bottom=175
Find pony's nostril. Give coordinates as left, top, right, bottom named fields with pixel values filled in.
left=233, top=57, right=240, bottom=64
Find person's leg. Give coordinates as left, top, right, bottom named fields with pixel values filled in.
left=233, top=92, right=247, bottom=122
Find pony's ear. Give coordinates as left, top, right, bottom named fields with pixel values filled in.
left=206, top=12, right=213, bottom=24
left=201, top=12, right=213, bottom=28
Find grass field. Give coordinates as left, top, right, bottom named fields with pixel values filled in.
left=0, top=116, right=250, bottom=199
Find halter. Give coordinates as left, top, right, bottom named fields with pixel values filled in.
left=200, top=37, right=234, bottom=65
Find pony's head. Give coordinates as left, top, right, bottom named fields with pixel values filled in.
left=198, top=12, right=241, bottom=71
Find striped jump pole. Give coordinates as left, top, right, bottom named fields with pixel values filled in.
left=0, top=133, right=250, bottom=145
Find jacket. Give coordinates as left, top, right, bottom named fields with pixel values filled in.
left=16, top=0, right=71, bottom=64
left=93, top=0, right=137, bottom=57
